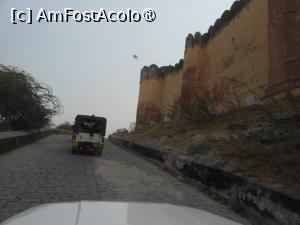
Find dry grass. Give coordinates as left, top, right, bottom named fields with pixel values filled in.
left=122, top=95, right=300, bottom=190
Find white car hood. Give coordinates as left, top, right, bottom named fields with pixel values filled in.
left=1, top=201, right=242, bottom=225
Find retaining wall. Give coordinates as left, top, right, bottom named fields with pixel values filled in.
left=110, top=136, right=300, bottom=225
left=0, top=129, right=62, bottom=154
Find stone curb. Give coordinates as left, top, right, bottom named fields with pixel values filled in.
left=0, top=129, right=66, bottom=154
left=110, top=136, right=300, bottom=225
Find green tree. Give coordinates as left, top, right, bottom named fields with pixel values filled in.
left=0, top=65, right=62, bottom=130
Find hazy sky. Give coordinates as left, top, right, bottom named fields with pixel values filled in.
left=0, top=0, right=236, bottom=134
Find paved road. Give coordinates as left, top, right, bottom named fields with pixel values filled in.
left=0, top=135, right=249, bottom=224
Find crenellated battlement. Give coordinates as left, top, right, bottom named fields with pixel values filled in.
left=185, top=0, right=250, bottom=50
left=140, top=59, right=184, bottom=83
left=140, top=0, right=251, bottom=84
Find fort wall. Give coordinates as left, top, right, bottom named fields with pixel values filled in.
left=207, top=0, right=269, bottom=101
left=182, top=0, right=269, bottom=105
left=161, top=69, right=183, bottom=117
left=267, top=0, right=300, bottom=96
left=136, top=0, right=300, bottom=126
left=137, top=62, right=183, bottom=125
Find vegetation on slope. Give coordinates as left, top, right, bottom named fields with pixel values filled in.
left=121, top=93, right=300, bottom=192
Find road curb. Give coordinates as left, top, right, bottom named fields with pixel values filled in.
left=110, top=136, right=300, bottom=225
left=0, top=129, right=65, bottom=154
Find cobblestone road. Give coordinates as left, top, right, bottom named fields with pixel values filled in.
left=0, top=135, right=250, bottom=224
